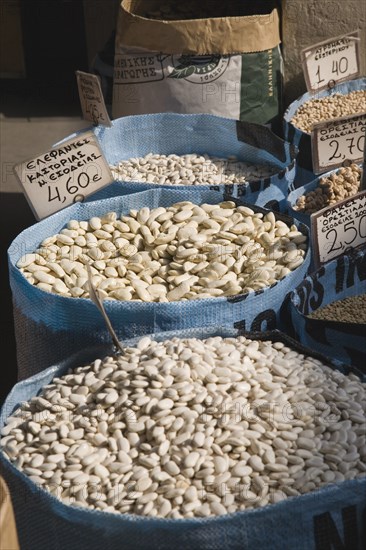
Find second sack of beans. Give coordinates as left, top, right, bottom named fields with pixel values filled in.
left=9, top=190, right=310, bottom=379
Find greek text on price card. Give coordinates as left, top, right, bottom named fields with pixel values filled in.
left=301, top=31, right=360, bottom=93
left=14, top=132, right=113, bottom=220
left=311, top=190, right=366, bottom=267
left=76, top=71, right=111, bottom=127
left=311, top=112, right=366, bottom=175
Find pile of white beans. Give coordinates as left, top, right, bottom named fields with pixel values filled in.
left=2, top=336, right=365, bottom=518
left=17, top=202, right=307, bottom=301
left=111, top=154, right=278, bottom=186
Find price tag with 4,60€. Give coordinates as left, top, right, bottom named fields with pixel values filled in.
left=301, top=31, right=360, bottom=93
left=311, top=112, right=366, bottom=175
left=14, top=131, right=113, bottom=220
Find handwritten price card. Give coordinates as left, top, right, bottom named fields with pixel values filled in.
left=311, top=112, right=366, bottom=174
left=76, top=71, right=111, bottom=127
left=14, top=132, right=113, bottom=220
left=311, top=190, right=366, bottom=266
left=301, top=31, right=360, bottom=93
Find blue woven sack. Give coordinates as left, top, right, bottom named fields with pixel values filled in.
left=289, top=247, right=366, bottom=371
left=286, top=164, right=363, bottom=231
left=1, top=327, right=365, bottom=550
left=283, top=77, right=366, bottom=189
left=8, top=188, right=310, bottom=380
left=60, top=114, right=297, bottom=212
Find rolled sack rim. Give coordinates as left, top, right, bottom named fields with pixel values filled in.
left=118, top=1, right=280, bottom=55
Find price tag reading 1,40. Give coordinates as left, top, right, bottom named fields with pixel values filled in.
left=301, top=31, right=360, bottom=93
left=14, top=132, right=113, bottom=220
left=311, top=112, right=366, bottom=175
left=311, top=190, right=366, bottom=267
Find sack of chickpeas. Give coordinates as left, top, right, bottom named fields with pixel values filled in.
left=287, top=163, right=362, bottom=228
left=283, top=77, right=366, bottom=188
left=1, top=327, right=365, bottom=550
left=86, top=113, right=297, bottom=212
left=112, top=0, right=283, bottom=128
left=289, top=246, right=366, bottom=372
left=8, top=188, right=310, bottom=380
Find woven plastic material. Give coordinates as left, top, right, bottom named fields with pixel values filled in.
left=283, top=77, right=366, bottom=188
left=8, top=189, right=310, bottom=380
left=287, top=177, right=327, bottom=229
left=289, top=247, right=366, bottom=372
left=1, top=327, right=365, bottom=550
left=60, top=113, right=297, bottom=212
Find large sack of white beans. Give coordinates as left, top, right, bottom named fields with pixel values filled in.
left=85, top=114, right=297, bottom=212
left=283, top=77, right=366, bottom=188
left=112, top=0, right=283, bottom=128
left=289, top=247, right=366, bottom=372
left=1, top=327, right=365, bottom=550
left=8, top=189, right=310, bottom=379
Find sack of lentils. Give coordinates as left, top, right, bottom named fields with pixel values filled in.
left=112, top=0, right=283, bottom=128
left=283, top=77, right=366, bottom=188
left=1, top=327, right=365, bottom=550
left=8, top=188, right=310, bottom=380
left=87, top=114, right=297, bottom=212
left=289, top=247, right=366, bottom=372
left=287, top=163, right=362, bottom=228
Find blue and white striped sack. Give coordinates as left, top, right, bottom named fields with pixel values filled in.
left=289, top=246, right=366, bottom=372
left=8, top=188, right=310, bottom=380
left=61, top=114, right=297, bottom=212
left=1, top=327, right=365, bottom=550
left=283, top=77, right=366, bottom=189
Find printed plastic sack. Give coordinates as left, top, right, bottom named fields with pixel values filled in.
left=1, top=327, right=365, bottom=550
left=283, top=77, right=366, bottom=188
left=113, top=0, right=283, bottom=128
left=87, top=114, right=297, bottom=212
left=289, top=247, right=366, bottom=371
left=8, top=188, right=310, bottom=380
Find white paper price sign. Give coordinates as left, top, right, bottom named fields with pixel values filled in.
left=76, top=71, right=111, bottom=127
left=311, top=112, right=366, bottom=175
left=311, top=190, right=366, bottom=266
left=14, top=132, right=113, bottom=220
left=301, top=31, right=360, bottom=93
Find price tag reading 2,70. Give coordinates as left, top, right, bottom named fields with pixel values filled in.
left=301, top=31, right=360, bottom=93
left=14, top=132, right=113, bottom=220
left=311, top=112, right=366, bottom=175
left=311, top=190, right=366, bottom=267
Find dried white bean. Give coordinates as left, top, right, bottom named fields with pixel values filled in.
left=3, top=335, right=364, bottom=519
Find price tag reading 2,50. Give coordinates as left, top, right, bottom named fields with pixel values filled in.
left=14, top=132, right=113, bottom=220
left=311, top=190, right=366, bottom=267
left=301, top=31, right=360, bottom=93
left=311, top=112, right=366, bottom=175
